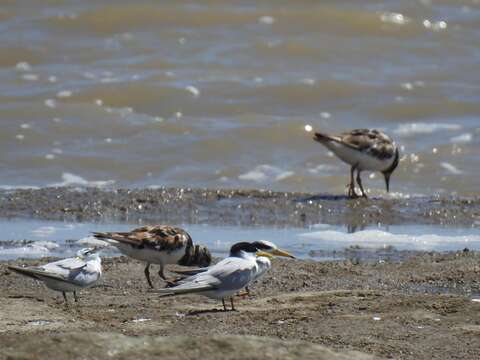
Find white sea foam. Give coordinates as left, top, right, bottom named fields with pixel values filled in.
left=44, top=99, right=57, bottom=108
left=0, top=242, right=59, bottom=258
left=450, top=133, right=472, bottom=144
left=393, top=123, right=461, bottom=136
left=258, top=16, right=275, bottom=25
left=31, top=226, right=57, bottom=237
left=22, top=73, right=39, bottom=81
left=298, top=229, right=480, bottom=251
left=56, top=90, right=72, bottom=98
left=307, top=164, right=338, bottom=175
left=77, top=235, right=111, bottom=247
left=15, top=61, right=32, bottom=71
left=0, top=184, right=39, bottom=190
left=238, top=165, right=294, bottom=182
left=380, top=12, right=410, bottom=25
left=440, top=162, right=463, bottom=175
left=49, top=173, right=115, bottom=188
left=185, top=85, right=200, bottom=97
left=34, top=241, right=60, bottom=250
left=300, top=78, right=316, bottom=86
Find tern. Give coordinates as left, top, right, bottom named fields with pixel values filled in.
left=155, top=242, right=275, bottom=311
left=171, top=240, right=295, bottom=296
left=93, top=225, right=211, bottom=288
left=8, top=247, right=102, bottom=303
left=312, top=128, right=399, bottom=198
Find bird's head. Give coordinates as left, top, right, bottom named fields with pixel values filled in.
left=229, top=241, right=294, bottom=259
left=76, top=247, right=102, bottom=262
left=250, top=240, right=295, bottom=258
left=178, top=244, right=212, bottom=267
left=192, top=244, right=212, bottom=267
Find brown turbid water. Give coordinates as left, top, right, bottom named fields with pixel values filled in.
left=1, top=0, right=479, bottom=196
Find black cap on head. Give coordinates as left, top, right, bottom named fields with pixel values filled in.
left=250, top=241, right=273, bottom=251
left=229, top=242, right=260, bottom=256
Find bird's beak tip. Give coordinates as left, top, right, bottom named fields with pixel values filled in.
left=272, top=249, right=296, bottom=259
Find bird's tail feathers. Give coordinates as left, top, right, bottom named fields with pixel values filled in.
left=7, top=266, right=40, bottom=280
left=152, top=284, right=214, bottom=296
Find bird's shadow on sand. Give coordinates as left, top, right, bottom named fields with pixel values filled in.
left=185, top=308, right=236, bottom=316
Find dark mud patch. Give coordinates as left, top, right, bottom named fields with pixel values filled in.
left=1, top=187, right=480, bottom=227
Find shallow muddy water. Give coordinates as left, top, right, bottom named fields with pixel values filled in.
left=1, top=1, right=480, bottom=196
left=1, top=217, right=478, bottom=261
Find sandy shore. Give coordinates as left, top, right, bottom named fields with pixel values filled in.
left=1, top=252, right=479, bottom=360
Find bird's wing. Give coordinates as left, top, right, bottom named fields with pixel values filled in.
left=314, top=131, right=360, bottom=151
left=171, top=267, right=209, bottom=276
left=40, top=255, right=90, bottom=278
left=8, top=266, right=71, bottom=283
left=188, top=257, right=255, bottom=289
left=159, top=257, right=255, bottom=296
left=340, top=129, right=394, bottom=152
left=93, top=225, right=190, bottom=252
left=41, top=257, right=86, bottom=274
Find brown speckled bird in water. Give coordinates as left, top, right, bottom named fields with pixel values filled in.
left=93, top=225, right=211, bottom=288
left=312, top=128, right=399, bottom=198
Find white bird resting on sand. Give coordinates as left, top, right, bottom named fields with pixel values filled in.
left=8, top=247, right=102, bottom=303
left=172, top=240, right=295, bottom=296
left=155, top=241, right=293, bottom=311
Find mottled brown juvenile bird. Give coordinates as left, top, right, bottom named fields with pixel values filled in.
left=93, top=225, right=211, bottom=288
left=313, top=128, right=399, bottom=198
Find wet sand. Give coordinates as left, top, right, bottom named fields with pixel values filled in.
left=1, top=252, right=479, bottom=360
left=1, top=187, right=480, bottom=227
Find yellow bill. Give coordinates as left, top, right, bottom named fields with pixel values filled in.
left=256, top=251, right=274, bottom=258
left=271, top=248, right=295, bottom=258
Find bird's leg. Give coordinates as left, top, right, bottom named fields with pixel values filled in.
left=158, top=265, right=176, bottom=287
left=230, top=297, right=236, bottom=311
left=62, top=291, right=68, bottom=303
left=158, top=264, right=167, bottom=280
left=348, top=165, right=359, bottom=198
left=73, top=291, right=79, bottom=302
left=222, top=298, right=227, bottom=311
left=144, top=263, right=154, bottom=289
left=356, top=170, right=367, bottom=198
